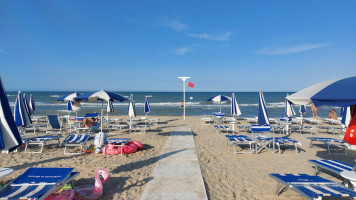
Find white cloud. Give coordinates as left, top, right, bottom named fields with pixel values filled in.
left=257, top=43, right=331, bottom=55
left=174, top=47, right=191, bottom=55
left=186, top=32, right=233, bottom=41
left=164, top=20, right=189, bottom=31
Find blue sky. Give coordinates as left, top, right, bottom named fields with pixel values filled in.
left=1, top=0, right=355, bottom=92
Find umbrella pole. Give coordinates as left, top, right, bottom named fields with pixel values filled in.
left=220, top=101, right=222, bottom=113
left=101, top=100, right=103, bottom=132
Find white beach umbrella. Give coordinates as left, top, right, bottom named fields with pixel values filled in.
left=29, top=94, right=35, bottom=113
left=231, top=93, right=241, bottom=117
left=258, top=90, right=270, bottom=125
left=285, top=99, right=296, bottom=118
left=207, top=95, right=230, bottom=113
left=128, top=94, right=136, bottom=119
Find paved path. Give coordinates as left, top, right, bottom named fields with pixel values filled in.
left=140, top=127, right=208, bottom=200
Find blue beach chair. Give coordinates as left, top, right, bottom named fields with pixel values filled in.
left=0, top=167, right=79, bottom=200
left=309, top=160, right=354, bottom=176
left=274, top=137, right=301, bottom=154
left=62, top=134, right=91, bottom=155
left=214, top=125, right=230, bottom=134
left=307, top=137, right=348, bottom=155
left=270, top=173, right=356, bottom=200
left=46, top=115, right=63, bottom=134
left=23, top=135, right=62, bottom=153
left=225, top=135, right=255, bottom=154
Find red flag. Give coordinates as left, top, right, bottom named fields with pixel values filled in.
left=187, top=82, right=194, bottom=88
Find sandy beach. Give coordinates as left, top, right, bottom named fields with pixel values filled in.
left=1, top=115, right=353, bottom=200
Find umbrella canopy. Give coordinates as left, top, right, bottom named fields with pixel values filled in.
left=207, top=95, right=230, bottom=112
left=23, top=93, right=32, bottom=116
left=258, top=90, right=270, bottom=125
left=74, top=89, right=127, bottom=132
left=285, top=99, right=296, bottom=118
left=128, top=94, right=136, bottom=118
left=231, top=93, right=241, bottom=117
left=144, top=96, right=151, bottom=114
left=0, top=77, right=23, bottom=151
left=56, top=92, right=82, bottom=101
left=107, top=100, right=114, bottom=113
left=286, top=76, right=356, bottom=107
left=14, top=91, right=32, bottom=127
left=29, top=94, right=35, bottom=113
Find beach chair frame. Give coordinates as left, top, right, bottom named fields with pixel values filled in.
left=308, top=160, right=355, bottom=176
left=225, top=135, right=255, bottom=154
left=46, top=114, right=63, bottom=134
left=307, top=137, right=348, bottom=156
left=24, top=136, right=61, bottom=153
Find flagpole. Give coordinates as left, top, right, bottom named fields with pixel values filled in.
left=178, top=77, right=190, bottom=120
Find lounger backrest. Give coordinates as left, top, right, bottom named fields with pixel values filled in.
left=84, top=113, right=100, bottom=118
left=251, top=125, right=270, bottom=132
left=48, top=115, right=60, bottom=129
left=64, top=134, right=90, bottom=143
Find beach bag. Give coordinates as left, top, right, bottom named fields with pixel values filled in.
left=94, top=132, right=107, bottom=147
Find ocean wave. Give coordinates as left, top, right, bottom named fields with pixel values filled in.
left=49, top=95, right=60, bottom=98
left=7, top=95, right=16, bottom=97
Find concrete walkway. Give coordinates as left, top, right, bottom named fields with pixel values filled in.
left=140, top=127, right=208, bottom=200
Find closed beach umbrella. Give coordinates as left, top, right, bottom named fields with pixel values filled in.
left=23, top=93, right=32, bottom=116
left=299, top=105, right=306, bottom=117
left=231, top=93, right=241, bottom=117
left=14, top=91, right=32, bottom=127
left=128, top=94, right=136, bottom=118
left=67, top=100, right=73, bottom=111
left=286, top=76, right=356, bottom=107
left=0, top=77, right=23, bottom=152
left=107, top=100, right=114, bottom=113
left=341, top=106, right=356, bottom=127
left=144, top=96, right=151, bottom=114
left=285, top=99, right=295, bottom=118
left=258, top=90, right=270, bottom=125
left=207, top=95, right=230, bottom=112
left=29, top=94, right=35, bottom=113
left=74, top=89, right=127, bottom=132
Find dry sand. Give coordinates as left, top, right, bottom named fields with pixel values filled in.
left=1, top=115, right=354, bottom=200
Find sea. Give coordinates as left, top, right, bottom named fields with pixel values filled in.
left=6, top=91, right=339, bottom=119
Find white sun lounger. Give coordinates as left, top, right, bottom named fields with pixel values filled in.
left=307, top=137, right=348, bottom=155
left=308, top=159, right=354, bottom=176
left=225, top=135, right=255, bottom=154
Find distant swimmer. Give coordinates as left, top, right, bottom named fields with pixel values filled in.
left=180, top=101, right=184, bottom=108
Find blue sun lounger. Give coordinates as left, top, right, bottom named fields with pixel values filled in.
left=307, top=137, right=348, bottom=155
left=270, top=173, right=356, bottom=200
left=225, top=135, right=255, bottom=154
left=308, top=160, right=354, bottom=176
left=46, top=115, right=64, bottom=134
left=24, top=135, right=62, bottom=153
left=0, top=167, right=79, bottom=200
left=214, top=125, right=230, bottom=134
left=274, top=137, right=301, bottom=154
left=62, top=134, right=91, bottom=155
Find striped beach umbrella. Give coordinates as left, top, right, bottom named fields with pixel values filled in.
left=56, top=92, right=82, bottom=101
left=207, top=95, right=230, bottom=113
left=29, top=94, right=35, bottom=113
left=231, top=93, right=241, bottom=117
left=14, top=91, right=32, bottom=127
left=128, top=94, right=136, bottom=118
left=144, top=96, right=151, bottom=114
left=0, top=77, right=23, bottom=152
left=285, top=98, right=295, bottom=118
left=74, top=89, right=127, bottom=132
left=107, top=100, right=114, bottom=113
left=23, top=93, right=32, bottom=116
left=299, top=105, right=306, bottom=118
left=286, top=76, right=356, bottom=107
left=258, top=90, right=270, bottom=125
left=341, top=106, right=356, bottom=127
